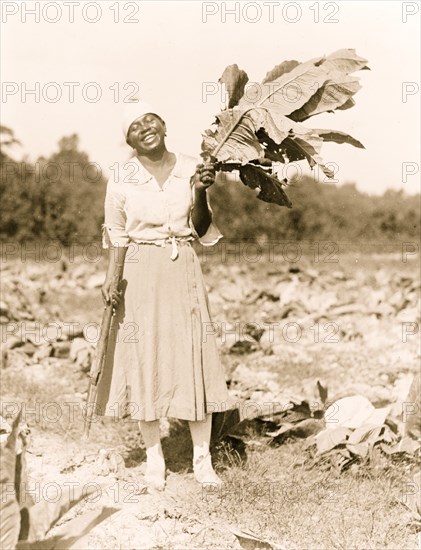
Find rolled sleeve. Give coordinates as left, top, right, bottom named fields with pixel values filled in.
left=102, top=181, right=131, bottom=249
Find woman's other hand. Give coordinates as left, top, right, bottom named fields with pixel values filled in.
left=193, top=162, right=216, bottom=190
left=101, top=280, right=123, bottom=311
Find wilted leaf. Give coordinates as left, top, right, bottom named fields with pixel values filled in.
left=19, top=485, right=100, bottom=543
left=286, top=48, right=368, bottom=121
left=256, top=109, right=292, bottom=145
left=348, top=425, right=383, bottom=446
left=243, top=49, right=367, bottom=119
left=239, top=164, right=292, bottom=207
left=229, top=526, right=281, bottom=549
left=288, top=47, right=369, bottom=121
left=346, top=442, right=370, bottom=457
left=337, top=97, right=355, bottom=111
left=315, top=427, right=351, bottom=454
left=289, top=74, right=361, bottom=121
left=364, top=407, right=391, bottom=428
left=16, top=507, right=119, bottom=550
left=262, top=60, right=300, bottom=84
left=269, top=418, right=323, bottom=441
left=0, top=411, right=22, bottom=550
left=321, top=48, right=369, bottom=73
left=255, top=109, right=336, bottom=178
left=268, top=400, right=312, bottom=424
left=381, top=437, right=421, bottom=456
left=201, top=49, right=368, bottom=202
left=239, top=56, right=329, bottom=116
left=202, top=109, right=264, bottom=162
left=281, top=136, right=334, bottom=178
left=219, top=64, right=249, bottom=109
left=208, top=106, right=335, bottom=180
left=324, top=395, right=375, bottom=429
left=313, top=129, right=364, bottom=149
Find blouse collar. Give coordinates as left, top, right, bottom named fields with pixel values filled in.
left=130, top=152, right=184, bottom=185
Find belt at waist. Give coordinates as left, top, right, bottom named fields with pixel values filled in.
left=130, top=236, right=193, bottom=261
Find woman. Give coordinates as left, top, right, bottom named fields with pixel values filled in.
left=95, top=100, right=230, bottom=490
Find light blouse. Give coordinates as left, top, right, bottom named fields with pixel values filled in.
left=102, top=153, right=222, bottom=256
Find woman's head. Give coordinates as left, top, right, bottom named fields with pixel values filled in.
left=123, top=100, right=167, bottom=154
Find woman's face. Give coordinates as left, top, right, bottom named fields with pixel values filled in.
left=127, top=113, right=166, bottom=154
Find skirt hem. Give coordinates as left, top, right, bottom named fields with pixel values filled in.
left=95, top=400, right=234, bottom=422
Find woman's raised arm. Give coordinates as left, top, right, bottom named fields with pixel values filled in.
left=190, top=162, right=216, bottom=237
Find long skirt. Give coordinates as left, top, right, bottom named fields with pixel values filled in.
left=93, top=241, right=230, bottom=422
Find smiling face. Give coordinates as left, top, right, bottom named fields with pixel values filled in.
left=126, top=113, right=166, bottom=154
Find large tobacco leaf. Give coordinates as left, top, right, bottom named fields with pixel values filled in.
left=201, top=48, right=368, bottom=207
left=238, top=55, right=329, bottom=115
left=218, top=64, right=249, bottom=109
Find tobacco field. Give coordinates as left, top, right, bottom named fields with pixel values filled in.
left=1, top=244, right=420, bottom=549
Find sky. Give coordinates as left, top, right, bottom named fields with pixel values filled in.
left=1, top=0, right=420, bottom=194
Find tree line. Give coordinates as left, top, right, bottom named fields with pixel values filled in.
left=1, top=129, right=419, bottom=246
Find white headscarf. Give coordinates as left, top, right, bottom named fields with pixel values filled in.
left=122, top=100, right=163, bottom=139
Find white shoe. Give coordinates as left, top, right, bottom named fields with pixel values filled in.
left=193, top=452, right=223, bottom=486
left=144, top=454, right=166, bottom=491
